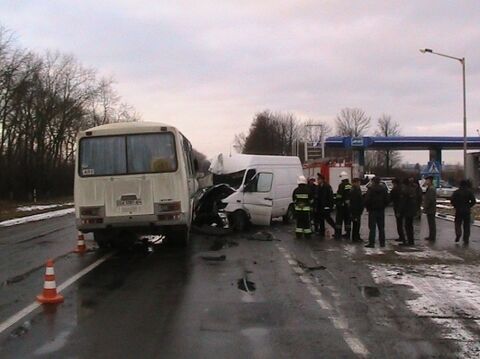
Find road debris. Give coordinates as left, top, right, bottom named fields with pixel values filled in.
left=248, top=231, right=275, bottom=241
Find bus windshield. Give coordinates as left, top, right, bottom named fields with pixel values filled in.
left=79, top=133, right=177, bottom=177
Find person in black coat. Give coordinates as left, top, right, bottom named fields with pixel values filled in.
left=364, top=177, right=389, bottom=248
left=335, top=172, right=352, bottom=239
left=389, top=178, right=406, bottom=243
left=451, top=180, right=476, bottom=244
left=315, top=173, right=336, bottom=237
left=350, top=178, right=364, bottom=242
left=403, top=178, right=418, bottom=246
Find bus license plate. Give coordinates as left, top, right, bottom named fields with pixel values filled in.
left=117, top=199, right=142, bottom=206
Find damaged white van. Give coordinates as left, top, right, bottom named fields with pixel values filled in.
left=209, top=153, right=303, bottom=230
left=74, top=122, right=198, bottom=248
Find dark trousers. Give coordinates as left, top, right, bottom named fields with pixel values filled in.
left=368, top=210, right=385, bottom=246
left=335, top=206, right=351, bottom=238
left=351, top=214, right=361, bottom=241
left=405, top=216, right=414, bottom=244
left=315, top=209, right=336, bottom=236
left=426, top=213, right=436, bottom=240
left=295, top=210, right=312, bottom=236
left=395, top=212, right=405, bottom=242
left=455, top=212, right=471, bottom=242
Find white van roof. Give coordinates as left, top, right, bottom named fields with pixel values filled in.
left=209, top=153, right=301, bottom=175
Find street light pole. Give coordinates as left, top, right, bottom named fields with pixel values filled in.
left=420, top=48, right=468, bottom=178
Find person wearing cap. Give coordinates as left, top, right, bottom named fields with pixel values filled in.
left=315, top=173, right=336, bottom=237
left=451, top=180, right=476, bottom=244
left=350, top=178, right=364, bottom=242
left=364, top=176, right=389, bottom=248
left=292, top=175, right=314, bottom=238
left=335, top=171, right=352, bottom=239
left=423, top=175, right=437, bottom=241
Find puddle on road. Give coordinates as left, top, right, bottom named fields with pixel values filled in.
left=237, top=278, right=256, bottom=292
left=360, top=286, right=381, bottom=298
left=10, top=321, right=31, bottom=338
left=201, top=254, right=226, bottom=262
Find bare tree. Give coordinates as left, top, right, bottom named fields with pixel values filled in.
left=365, top=114, right=401, bottom=174
left=335, top=107, right=370, bottom=137
left=233, top=132, right=246, bottom=153
left=302, top=119, right=332, bottom=145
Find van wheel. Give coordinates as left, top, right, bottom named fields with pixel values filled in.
left=93, top=231, right=110, bottom=249
left=283, top=205, right=295, bottom=224
left=231, top=211, right=247, bottom=232
left=165, top=226, right=190, bottom=248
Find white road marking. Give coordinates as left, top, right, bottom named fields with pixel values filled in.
left=0, top=252, right=114, bottom=335
left=276, top=243, right=370, bottom=357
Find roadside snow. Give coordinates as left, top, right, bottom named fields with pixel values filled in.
left=17, top=203, right=73, bottom=212
left=371, top=264, right=480, bottom=358
left=0, top=208, right=75, bottom=227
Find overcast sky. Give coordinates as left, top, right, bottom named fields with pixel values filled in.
left=1, top=1, right=479, bottom=164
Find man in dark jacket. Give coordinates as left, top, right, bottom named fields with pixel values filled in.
left=423, top=176, right=437, bottom=241
left=403, top=178, right=418, bottom=246
left=451, top=180, right=476, bottom=244
left=315, top=173, right=336, bottom=237
left=350, top=178, right=364, bottom=242
left=409, top=177, right=423, bottom=220
left=390, top=178, right=406, bottom=243
left=293, top=175, right=314, bottom=238
left=335, top=172, right=352, bottom=239
left=364, top=177, right=389, bottom=248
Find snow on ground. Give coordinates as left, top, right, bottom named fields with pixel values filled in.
left=0, top=208, right=75, bottom=227
left=16, top=203, right=73, bottom=212
left=371, top=264, right=480, bottom=358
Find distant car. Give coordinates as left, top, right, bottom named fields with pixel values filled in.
left=436, top=181, right=457, bottom=198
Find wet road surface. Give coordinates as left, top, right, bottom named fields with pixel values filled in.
left=0, top=210, right=479, bottom=358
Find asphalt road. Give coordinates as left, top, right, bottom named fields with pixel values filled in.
left=0, top=210, right=479, bottom=358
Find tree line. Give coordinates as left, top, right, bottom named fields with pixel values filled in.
left=0, top=27, right=139, bottom=200
left=235, top=107, right=402, bottom=174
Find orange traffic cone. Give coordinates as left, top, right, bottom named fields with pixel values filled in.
left=74, top=231, right=87, bottom=254
left=37, top=259, right=64, bottom=304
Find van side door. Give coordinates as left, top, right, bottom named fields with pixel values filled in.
left=243, top=172, right=274, bottom=226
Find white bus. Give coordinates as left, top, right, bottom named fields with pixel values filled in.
left=74, top=122, right=198, bottom=248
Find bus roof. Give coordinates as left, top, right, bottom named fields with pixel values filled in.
left=79, top=121, right=178, bottom=137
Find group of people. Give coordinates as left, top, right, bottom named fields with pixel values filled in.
left=292, top=172, right=476, bottom=248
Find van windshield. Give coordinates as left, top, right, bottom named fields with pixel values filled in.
left=79, top=133, right=177, bottom=177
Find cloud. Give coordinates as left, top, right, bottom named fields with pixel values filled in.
left=0, top=0, right=479, bottom=163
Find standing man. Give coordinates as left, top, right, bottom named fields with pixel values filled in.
left=293, top=175, right=314, bottom=238
left=335, top=171, right=352, bottom=240
left=315, top=173, right=336, bottom=238
left=364, top=177, right=389, bottom=248
left=403, top=178, right=417, bottom=246
left=451, top=180, right=476, bottom=244
left=390, top=178, right=406, bottom=243
left=350, top=178, right=364, bottom=242
left=423, top=176, right=437, bottom=241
